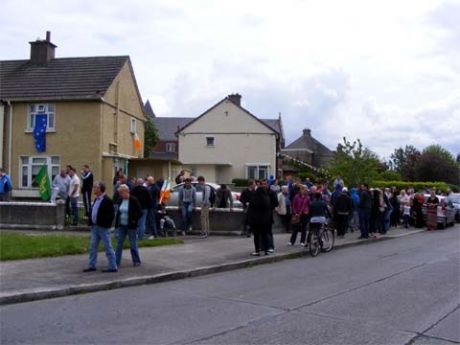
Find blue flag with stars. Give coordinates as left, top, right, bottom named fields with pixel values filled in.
left=33, top=114, right=47, bottom=152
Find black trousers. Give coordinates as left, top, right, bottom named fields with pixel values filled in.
left=290, top=214, right=308, bottom=244
left=82, top=189, right=92, bottom=216
left=252, top=224, right=270, bottom=253
left=336, top=214, right=349, bottom=236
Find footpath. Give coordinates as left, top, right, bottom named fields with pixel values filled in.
left=0, top=228, right=425, bottom=305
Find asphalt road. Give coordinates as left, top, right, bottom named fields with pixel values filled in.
left=1, top=227, right=459, bottom=345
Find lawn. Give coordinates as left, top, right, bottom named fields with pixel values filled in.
left=0, top=232, right=183, bottom=261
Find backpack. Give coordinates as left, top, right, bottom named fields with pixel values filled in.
left=209, top=187, right=216, bottom=206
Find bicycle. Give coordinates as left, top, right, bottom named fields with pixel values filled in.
left=308, top=219, right=335, bottom=257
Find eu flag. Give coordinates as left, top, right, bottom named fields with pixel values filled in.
left=33, top=114, right=47, bottom=152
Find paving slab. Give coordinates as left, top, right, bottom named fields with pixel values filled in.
left=0, top=227, right=426, bottom=305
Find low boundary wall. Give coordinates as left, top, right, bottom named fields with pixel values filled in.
left=0, top=201, right=66, bottom=230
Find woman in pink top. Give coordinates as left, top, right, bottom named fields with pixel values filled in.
left=288, top=185, right=311, bottom=246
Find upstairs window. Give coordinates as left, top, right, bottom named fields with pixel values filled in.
left=206, top=136, right=215, bottom=147
left=246, top=165, right=269, bottom=180
left=130, top=117, right=137, bottom=134
left=165, top=143, right=176, bottom=152
left=27, top=104, right=55, bottom=131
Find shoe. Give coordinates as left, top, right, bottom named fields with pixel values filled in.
left=265, top=251, right=271, bottom=255
left=83, top=267, right=96, bottom=272
left=182, top=231, right=186, bottom=236
left=148, top=235, right=155, bottom=240
left=250, top=252, right=260, bottom=256
left=267, top=249, right=274, bottom=253
left=133, top=262, right=141, bottom=267
left=287, top=242, right=293, bottom=246
left=358, top=236, right=365, bottom=239
left=102, top=268, right=118, bottom=273
left=200, top=234, right=208, bottom=239
left=300, top=242, right=305, bottom=246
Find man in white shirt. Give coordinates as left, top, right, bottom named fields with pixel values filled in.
left=68, top=167, right=81, bottom=226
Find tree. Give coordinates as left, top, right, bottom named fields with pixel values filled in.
left=143, top=118, right=159, bottom=157
left=390, top=145, right=421, bottom=181
left=415, top=145, right=460, bottom=185
left=329, top=137, right=381, bottom=187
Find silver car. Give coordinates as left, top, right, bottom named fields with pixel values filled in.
left=168, top=182, right=242, bottom=208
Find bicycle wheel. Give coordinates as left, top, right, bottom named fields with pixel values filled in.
left=309, top=231, right=321, bottom=257
left=321, top=227, right=335, bottom=252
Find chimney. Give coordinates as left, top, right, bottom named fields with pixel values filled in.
left=228, top=93, right=242, bottom=106
left=29, top=31, right=57, bottom=65
left=303, top=128, right=311, bottom=136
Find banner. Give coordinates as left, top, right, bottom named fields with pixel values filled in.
left=33, top=114, right=47, bottom=152
left=35, top=164, right=51, bottom=201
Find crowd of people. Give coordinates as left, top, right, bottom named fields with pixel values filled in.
left=1, top=164, right=456, bottom=271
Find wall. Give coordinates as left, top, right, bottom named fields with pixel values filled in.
left=103, top=61, right=145, bottom=159
left=9, top=101, right=101, bottom=194
left=0, top=201, right=66, bottom=230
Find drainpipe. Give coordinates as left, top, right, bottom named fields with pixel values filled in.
left=7, top=101, right=12, bottom=173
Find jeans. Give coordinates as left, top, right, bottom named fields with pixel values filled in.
left=148, top=207, right=159, bottom=237
left=116, top=226, right=141, bottom=266
left=82, top=189, right=92, bottom=217
left=88, top=225, right=117, bottom=270
left=358, top=209, right=370, bottom=238
left=70, top=196, right=79, bottom=225
left=403, top=214, right=410, bottom=228
left=137, top=209, right=148, bottom=240
left=181, top=202, right=193, bottom=231
left=383, top=208, right=392, bottom=233
left=200, top=205, right=210, bottom=236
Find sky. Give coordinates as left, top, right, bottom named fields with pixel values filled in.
left=2, top=0, right=459, bottom=160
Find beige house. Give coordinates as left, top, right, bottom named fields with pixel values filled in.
left=176, top=94, right=282, bottom=183
left=0, top=32, right=146, bottom=198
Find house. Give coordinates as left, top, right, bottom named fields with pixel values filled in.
left=281, top=128, right=334, bottom=175
left=173, top=94, right=283, bottom=183
left=0, top=31, right=146, bottom=198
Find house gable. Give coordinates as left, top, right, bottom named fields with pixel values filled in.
left=178, top=98, right=277, bottom=136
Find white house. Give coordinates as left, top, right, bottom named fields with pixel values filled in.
left=176, top=94, right=282, bottom=183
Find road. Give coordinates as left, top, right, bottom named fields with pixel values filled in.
left=1, top=227, right=459, bottom=345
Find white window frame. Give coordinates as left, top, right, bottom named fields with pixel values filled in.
left=26, top=104, right=55, bottom=132
left=19, top=155, right=60, bottom=189
left=245, top=164, right=270, bottom=180
left=165, top=143, right=176, bottom=152
left=130, top=117, right=137, bottom=134
left=206, top=136, right=215, bottom=147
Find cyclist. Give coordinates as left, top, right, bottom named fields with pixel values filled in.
left=307, top=192, right=331, bottom=245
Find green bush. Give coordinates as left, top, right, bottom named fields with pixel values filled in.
left=232, top=178, right=249, bottom=187
left=377, top=170, right=402, bottom=181
left=372, top=180, right=450, bottom=193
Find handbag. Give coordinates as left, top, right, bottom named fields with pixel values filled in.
left=291, top=214, right=300, bottom=225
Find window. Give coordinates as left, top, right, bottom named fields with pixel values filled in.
left=27, top=104, right=55, bottom=131
left=165, top=143, right=176, bottom=152
left=20, top=156, right=60, bottom=188
left=206, top=136, right=215, bottom=147
left=130, top=117, right=137, bottom=134
left=246, top=165, right=270, bottom=180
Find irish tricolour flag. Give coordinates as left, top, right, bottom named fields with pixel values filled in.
left=159, top=179, right=171, bottom=204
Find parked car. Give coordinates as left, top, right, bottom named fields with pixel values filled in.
left=168, top=182, right=242, bottom=208
left=445, top=193, right=460, bottom=223
left=422, top=195, right=456, bottom=229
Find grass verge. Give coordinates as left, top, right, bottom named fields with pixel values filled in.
left=0, top=232, right=183, bottom=261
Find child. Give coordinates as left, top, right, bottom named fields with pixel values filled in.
left=403, top=204, right=411, bottom=229
left=157, top=203, right=177, bottom=237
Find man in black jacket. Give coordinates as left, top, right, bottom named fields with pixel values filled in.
left=358, top=183, right=373, bottom=239
left=84, top=181, right=117, bottom=273
left=131, top=178, right=153, bottom=240
left=81, top=165, right=94, bottom=218
left=239, top=180, right=255, bottom=237
left=262, top=179, right=279, bottom=253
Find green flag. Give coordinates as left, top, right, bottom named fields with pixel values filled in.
left=36, top=164, right=51, bottom=201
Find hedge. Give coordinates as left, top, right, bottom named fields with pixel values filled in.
left=232, top=178, right=250, bottom=187
left=371, top=181, right=451, bottom=193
